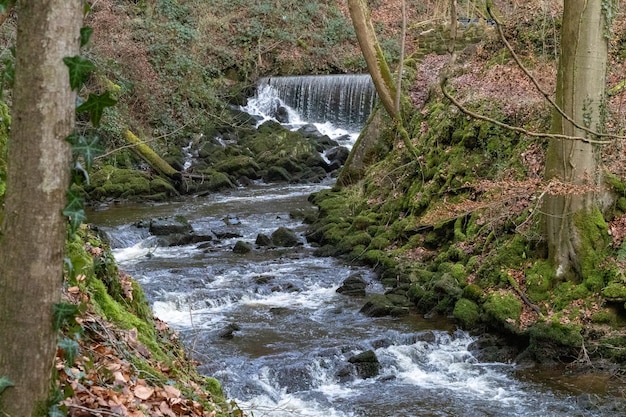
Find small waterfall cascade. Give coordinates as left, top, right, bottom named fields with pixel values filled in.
left=257, top=74, right=377, bottom=131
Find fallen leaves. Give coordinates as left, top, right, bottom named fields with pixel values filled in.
left=55, top=284, right=224, bottom=417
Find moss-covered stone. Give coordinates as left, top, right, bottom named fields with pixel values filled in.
left=528, top=321, right=583, bottom=362
left=462, top=284, right=484, bottom=302
left=453, top=298, right=481, bottom=328
left=525, top=260, right=555, bottom=302
left=483, top=291, right=522, bottom=330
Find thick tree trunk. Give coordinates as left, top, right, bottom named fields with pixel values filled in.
left=543, top=0, right=608, bottom=280
left=0, top=1, right=82, bottom=415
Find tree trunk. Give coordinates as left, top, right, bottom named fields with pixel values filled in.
left=543, top=0, right=609, bottom=280
left=0, top=1, right=82, bottom=415
left=347, top=0, right=398, bottom=119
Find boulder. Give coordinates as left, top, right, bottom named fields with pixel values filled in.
left=255, top=233, right=272, bottom=246
left=271, top=227, right=300, bottom=247
left=348, top=350, right=380, bottom=379
left=360, top=294, right=409, bottom=317
left=233, top=240, right=252, bottom=254
left=218, top=323, right=241, bottom=339
left=336, top=273, right=367, bottom=297
left=326, top=146, right=350, bottom=165
left=148, top=216, right=192, bottom=236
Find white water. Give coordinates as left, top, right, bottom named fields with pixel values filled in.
left=242, top=83, right=360, bottom=147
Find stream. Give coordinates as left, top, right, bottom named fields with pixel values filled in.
left=87, top=77, right=624, bottom=417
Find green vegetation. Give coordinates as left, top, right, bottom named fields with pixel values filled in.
left=58, top=226, right=233, bottom=415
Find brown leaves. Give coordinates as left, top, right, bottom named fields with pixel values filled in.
left=56, top=308, right=221, bottom=417
left=608, top=213, right=626, bottom=248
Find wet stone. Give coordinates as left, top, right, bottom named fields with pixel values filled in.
left=218, top=323, right=241, bottom=339
left=233, top=240, right=252, bottom=254
left=336, top=273, right=367, bottom=297
left=271, top=227, right=300, bottom=247
left=255, top=233, right=272, bottom=246
left=348, top=350, right=380, bottom=379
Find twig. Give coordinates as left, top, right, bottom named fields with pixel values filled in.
left=67, top=404, right=122, bottom=417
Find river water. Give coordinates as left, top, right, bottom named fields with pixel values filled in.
left=87, top=78, right=624, bottom=417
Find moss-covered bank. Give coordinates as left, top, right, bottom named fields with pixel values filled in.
left=306, top=44, right=626, bottom=364
left=54, top=225, right=240, bottom=416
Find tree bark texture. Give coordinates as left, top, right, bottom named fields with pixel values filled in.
left=543, top=0, right=608, bottom=279
left=347, top=0, right=398, bottom=119
left=0, top=1, right=82, bottom=415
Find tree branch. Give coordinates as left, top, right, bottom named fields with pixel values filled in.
left=440, top=74, right=611, bottom=144
left=486, top=4, right=625, bottom=141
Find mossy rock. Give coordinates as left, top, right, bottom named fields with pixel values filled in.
left=190, top=170, right=235, bottom=192
left=362, top=249, right=398, bottom=270
left=528, top=321, right=583, bottom=362
left=214, top=155, right=261, bottom=179
left=263, top=166, right=292, bottom=182
left=87, top=166, right=157, bottom=200
left=432, top=272, right=463, bottom=299
left=462, top=284, right=484, bottom=302
left=453, top=298, right=481, bottom=328
left=338, top=232, right=372, bottom=252
left=483, top=291, right=522, bottom=330
left=271, top=227, right=300, bottom=247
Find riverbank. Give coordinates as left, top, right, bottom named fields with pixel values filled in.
left=54, top=226, right=240, bottom=416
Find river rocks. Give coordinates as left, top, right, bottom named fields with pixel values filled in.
left=271, top=227, right=300, bottom=247
left=467, top=333, right=522, bottom=363
left=233, top=240, right=252, bottom=254
left=148, top=216, right=193, bottom=236
left=347, top=350, right=380, bottom=379
left=360, top=294, right=410, bottom=317
left=336, top=273, right=367, bottom=297
left=218, top=323, right=241, bottom=339
left=326, top=146, right=350, bottom=166
left=255, top=233, right=272, bottom=246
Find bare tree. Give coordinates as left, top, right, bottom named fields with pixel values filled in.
left=0, top=1, right=82, bottom=415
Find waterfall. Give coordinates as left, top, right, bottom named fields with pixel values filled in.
left=257, top=74, right=377, bottom=132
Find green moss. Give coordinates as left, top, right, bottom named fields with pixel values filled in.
left=368, top=235, right=391, bottom=250
left=603, top=282, right=626, bottom=301
left=590, top=309, right=618, bottom=324
left=525, top=260, right=555, bottom=302
left=574, top=209, right=610, bottom=291
left=483, top=291, right=522, bottom=329
left=529, top=321, right=583, bottom=349
left=362, top=249, right=398, bottom=269
left=462, top=284, right=484, bottom=302
left=552, top=282, right=590, bottom=310
left=453, top=298, right=481, bottom=328
left=338, top=232, right=372, bottom=251
left=65, top=235, right=96, bottom=284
